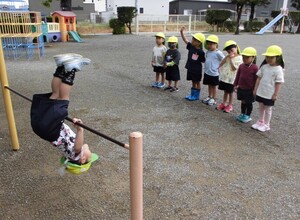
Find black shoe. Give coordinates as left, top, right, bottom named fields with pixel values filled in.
left=53, top=66, right=65, bottom=79
left=164, top=86, right=173, bottom=91
left=62, top=70, right=76, bottom=86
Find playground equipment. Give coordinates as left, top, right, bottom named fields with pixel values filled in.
left=0, top=11, right=44, bottom=59
left=0, top=41, right=143, bottom=219
left=51, top=10, right=83, bottom=42
left=256, top=0, right=295, bottom=35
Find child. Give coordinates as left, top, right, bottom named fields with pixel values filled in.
left=31, top=54, right=97, bottom=173
left=252, top=45, right=284, bottom=132
left=164, top=36, right=181, bottom=92
left=202, top=35, right=225, bottom=106
left=233, top=47, right=259, bottom=123
left=180, top=26, right=206, bottom=101
left=152, top=32, right=167, bottom=89
left=217, top=40, right=243, bottom=113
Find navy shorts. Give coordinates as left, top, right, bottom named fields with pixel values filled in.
left=203, top=73, right=219, bottom=86
left=31, top=93, right=69, bottom=142
left=218, top=81, right=234, bottom=93
left=237, top=88, right=255, bottom=103
left=255, top=95, right=275, bottom=106
left=153, top=66, right=165, bottom=73
left=187, top=70, right=202, bottom=82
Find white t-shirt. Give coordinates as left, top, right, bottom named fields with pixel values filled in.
left=256, top=64, right=284, bottom=99
left=219, top=55, right=243, bottom=84
left=152, top=45, right=167, bottom=67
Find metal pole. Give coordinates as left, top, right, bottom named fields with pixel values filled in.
left=135, top=0, right=139, bottom=35
left=0, top=39, right=20, bottom=151
left=129, top=132, right=143, bottom=220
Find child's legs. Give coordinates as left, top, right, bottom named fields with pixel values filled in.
left=167, top=80, right=172, bottom=87
left=58, top=83, right=72, bottom=100
left=155, top=72, right=160, bottom=82
left=50, top=76, right=62, bottom=99
left=228, top=92, right=234, bottom=105
left=223, top=92, right=229, bottom=104
left=174, top=80, right=179, bottom=88
left=241, top=101, right=246, bottom=114
left=208, top=85, right=212, bottom=97
left=212, top=86, right=217, bottom=99
left=160, top=73, right=165, bottom=84
left=258, top=102, right=265, bottom=122
left=245, top=102, right=253, bottom=116
left=264, top=106, right=273, bottom=126
left=193, top=81, right=200, bottom=89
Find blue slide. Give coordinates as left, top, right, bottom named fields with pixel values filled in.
left=68, top=31, right=83, bottom=42
left=256, top=13, right=284, bottom=35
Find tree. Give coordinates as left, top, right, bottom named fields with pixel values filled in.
left=291, top=0, right=300, bottom=10
left=232, top=0, right=247, bottom=35
left=42, top=0, right=71, bottom=11
left=248, top=0, right=270, bottom=22
left=206, top=9, right=231, bottom=31
left=117, top=7, right=137, bottom=34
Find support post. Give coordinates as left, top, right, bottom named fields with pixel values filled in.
left=129, top=132, right=143, bottom=220
left=0, top=39, right=20, bottom=151
left=188, top=14, right=192, bottom=33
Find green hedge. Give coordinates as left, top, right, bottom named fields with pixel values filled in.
left=223, top=20, right=237, bottom=32
left=206, top=9, right=231, bottom=31
left=109, top=18, right=125, bottom=34
left=243, top=20, right=265, bottom=32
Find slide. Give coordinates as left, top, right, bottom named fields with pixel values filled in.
left=256, top=13, right=284, bottom=35
left=68, top=31, right=83, bottom=42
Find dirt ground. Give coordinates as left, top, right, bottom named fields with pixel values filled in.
left=0, top=33, right=299, bottom=220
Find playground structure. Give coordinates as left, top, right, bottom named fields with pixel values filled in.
left=256, top=0, right=297, bottom=34
left=0, top=11, right=44, bottom=59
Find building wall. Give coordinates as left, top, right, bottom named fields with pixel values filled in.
left=169, top=1, right=235, bottom=15
left=28, top=0, right=96, bottom=21
left=255, top=0, right=296, bottom=18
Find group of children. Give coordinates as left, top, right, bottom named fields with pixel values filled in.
left=151, top=29, right=285, bottom=132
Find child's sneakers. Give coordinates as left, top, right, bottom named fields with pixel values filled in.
left=164, top=86, right=173, bottom=91
left=251, top=120, right=264, bottom=130
left=257, top=124, right=270, bottom=132
left=152, top=82, right=159, bottom=87
left=216, top=103, right=226, bottom=111
left=240, top=115, right=252, bottom=123
left=64, top=58, right=91, bottom=72
left=157, top=82, right=165, bottom=89
left=170, top=87, right=179, bottom=92
left=54, top=53, right=82, bottom=66
left=202, top=96, right=210, bottom=104
left=223, top=105, right=233, bottom=113
left=207, top=98, right=217, bottom=106
left=236, top=114, right=244, bottom=121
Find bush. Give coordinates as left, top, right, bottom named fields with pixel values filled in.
left=243, top=20, right=265, bottom=32
left=206, top=9, right=231, bottom=31
left=223, top=20, right=237, bottom=32
left=117, top=7, right=137, bottom=34
left=109, top=18, right=125, bottom=34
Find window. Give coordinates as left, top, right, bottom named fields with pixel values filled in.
left=140, top=8, right=144, bottom=14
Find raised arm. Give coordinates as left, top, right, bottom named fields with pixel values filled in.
left=180, top=26, right=189, bottom=44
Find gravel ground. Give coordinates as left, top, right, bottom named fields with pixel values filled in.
left=0, top=33, right=299, bottom=220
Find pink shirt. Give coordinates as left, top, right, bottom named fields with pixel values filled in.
left=234, top=63, right=259, bottom=90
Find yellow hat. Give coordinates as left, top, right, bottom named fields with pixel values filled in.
left=192, top=33, right=205, bottom=44
left=61, top=153, right=99, bottom=175
left=168, top=36, right=178, bottom=43
left=223, top=40, right=241, bottom=54
left=262, top=45, right=282, bottom=56
left=241, top=47, right=257, bottom=56
left=206, top=35, right=219, bottom=44
left=155, top=32, right=165, bottom=39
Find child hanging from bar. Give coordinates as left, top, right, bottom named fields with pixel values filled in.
left=30, top=54, right=98, bottom=174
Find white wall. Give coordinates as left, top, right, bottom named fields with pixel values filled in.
left=83, top=0, right=106, bottom=12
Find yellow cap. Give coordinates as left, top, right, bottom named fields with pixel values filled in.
left=262, top=45, right=282, bottom=56
left=61, top=153, right=99, bottom=175
left=192, top=33, right=205, bottom=44
left=155, top=32, right=165, bottom=39
left=241, top=47, right=257, bottom=56
left=206, top=35, right=219, bottom=44
left=168, top=36, right=178, bottom=43
left=223, top=40, right=241, bottom=54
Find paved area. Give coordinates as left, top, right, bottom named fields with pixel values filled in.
left=0, top=33, right=299, bottom=219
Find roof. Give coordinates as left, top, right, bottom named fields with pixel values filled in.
left=52, top=11, right=76, bottom=17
